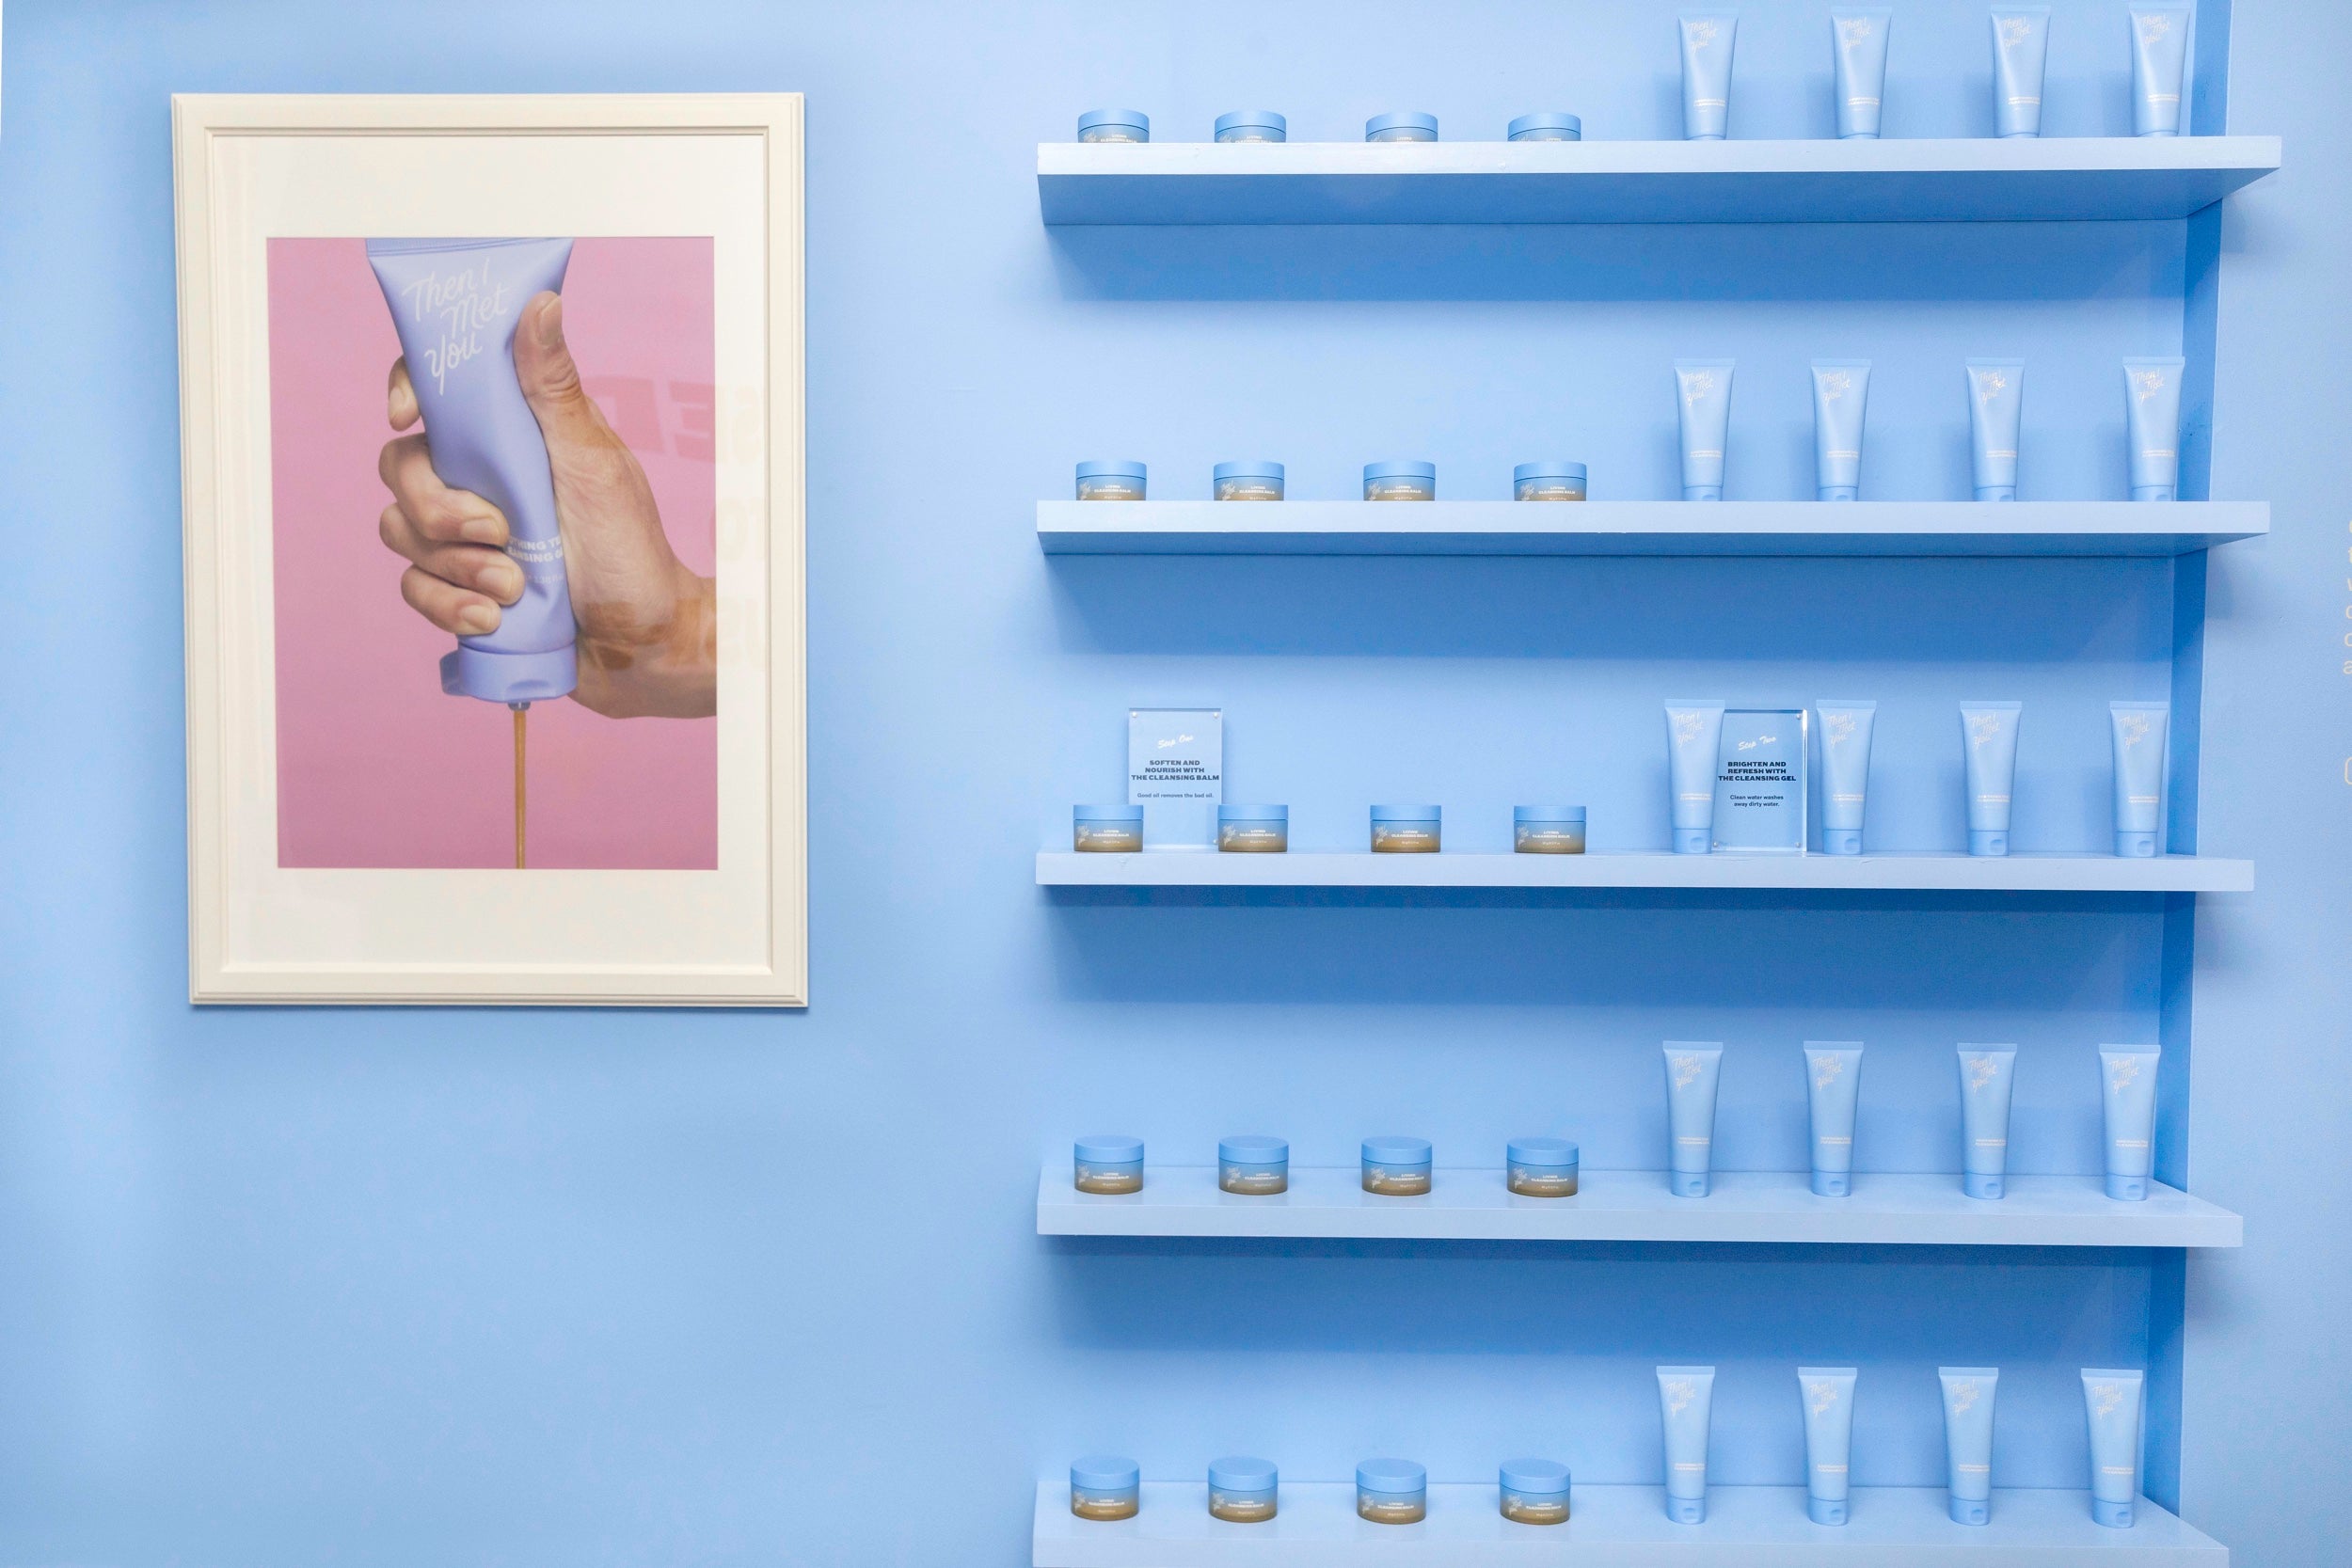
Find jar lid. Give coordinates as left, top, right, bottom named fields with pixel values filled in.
left=1514, top=461, right=1588, bottom=483
left=1514, top=805, right=1587, bottom=822
left=1215, top=111, right=1287, bottom=135
left=1213, top=461, right=1285, bottom=481
left=1077, top=109, right=1150, bottom=134
left=1363, top=460, right=1437, bottom=481
left=1365, top=112, right=1438, bottom=138
left=1500, top=1458, right=1571, bottom=1495
left=1507, top=113, right=1583, bottom=138
left=1356, top=1458, right=1426, bottom=1494
left=1075, top=460, right=1147, bottom=480
left=1218, top=1134, right=1288, bottom=1164
left=1073, top=1134, right=1143, bottom=1164
left=1218, top=804, right=1289, bottom=821
left=1362, top=1135, right=1432, bottom=1164
left=1208, top=1455, right=1279, bottom=1490
left=1073, top=804, right=1144, bottom=822
left=1071, top=1455, right=1140, bottom=1490
left=1371, top=804, right=1441, bottom=821
left=1508, top=1136, right=1581, bottom=1166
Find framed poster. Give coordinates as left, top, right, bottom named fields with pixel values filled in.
left=173, top=94, right=804, bottom=1005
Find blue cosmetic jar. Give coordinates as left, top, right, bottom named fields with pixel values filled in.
left=1071, top=1455, right=1140, bottom=1519
left=1077, top=109, right=1149, bottom=143
left=1500, top=1459, right=1572, bottom=1524
left=1361, top=1135, right=1434, bottom=1195
left=1218, top=1134, right=1289, bottom=1195
left=1365, top=112, right=1439, bottom=142
left=1508, top=113, right=1583, bottom=142
left=1514, top=805, right=1588, bottom=854
left=1075, top=460, right=1146, bottom=500
left=1217, top=805, right=1289, bottom=853
left=1073, top=804, right=1143, bottom=852
left=1207, top=1455, right=1279, bottom=1522
left=1513, top=461, right=1588, bottom=500
left=1357, top=1458, right=1428, bottom=1523
left=1508, top=1136, right=1581, bottom=1196
left=1073, top=1134, right=1144, bottom=1195
left=1370, top=804, right=1441, bottom=852
left=1213, top=461, right=1284, bottom=501
left=1363, top=460, right=1437, bottom=501
left=1215, top=110, right=1287, bottom=143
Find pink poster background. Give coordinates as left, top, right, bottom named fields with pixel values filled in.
left=268, top=237, right=717, bottom=870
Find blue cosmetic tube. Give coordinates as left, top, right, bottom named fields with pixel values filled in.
left=1666, top=701, right=1727, bottom=853
left=1816, top=700, right=1875, bottom=855
left=1831, top=10, right=1892, bottom=137
left=1956, top=1047, right=2018, bottom=1199
left=1811, top=361, right=1872, bottom=500
left=1678, top=14, right=1739, bottom=139
left=1657, top=1366, right=1717, bottom=1523
left=2130, top=7, right=2193, bottom=136
left=1966, top=360, right=2025, bottom=500
left=1960, top=702, right=2023, bottom=856
left=2109, top=702, right=2169, bottom=857
left=2099, top=1048, right=2160, bottom=1200
left=1675, top=360, right=1736, bottom=499
left=2081, top=1370, right=2146, bottom=1528
left=1799, top=1368, right=1858, bottom=1526
left=1939, top=1368, right=1999, bottom=1526
left=2123, top=358, right=2185, bottom=500
left=1663, top=1043, right=1724, bottom=1197
left=1990, top=8, right=2051, bottom=136
left=1804, top=1043, right=1865, bottom=1197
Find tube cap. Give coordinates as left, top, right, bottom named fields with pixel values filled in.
left=1951, top=1497, right=1990, bottom=1527
left=1821, top=829, right=1861, bottom=856
left=1671, top=1171, right=1710, bottom=1198
left=2131, top=485, right=2177, bottom=502
left=1365, top=112, right=1438, bottom=139
left=1819, top=485, right=1858, bottom=502
left=1968, top=831, right=2009, bottom=857
left=1811, top=1170, right=1851, bottom=1198
left=1674, top=829, right=1711, bottom=855
left=1963, top=1172, right=2005, bottom=1200
left=1683, top=484, right=1723, bottom=501
left=1667, top=1497, right=1706, bottom=1525
left=2115, top=831, right=2156, bottom=858
left=441, top=644, right=578, bottom=704
left=1071, top=1455, right=1139, bottom=1490
left=2092, top=1497, right=2136, bottom=1529
left=1975, top=485, right=2017, bottom=502
left=2107, top=1173, right=2149, bottom=1202
left=1507, top=113, right=1582, bottom=140
left=1808, top=1497, right=1848, bottom=1527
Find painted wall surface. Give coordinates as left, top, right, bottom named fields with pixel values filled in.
left=0, top=2, right=2338, bottom=1565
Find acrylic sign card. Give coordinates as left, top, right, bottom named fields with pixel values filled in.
left=1128, top=708, right=1222, bottom=850
left=1713, top=707, right=1809, bottom=853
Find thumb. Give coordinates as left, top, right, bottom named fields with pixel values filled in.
left=513, top=291, right=615, bottom=452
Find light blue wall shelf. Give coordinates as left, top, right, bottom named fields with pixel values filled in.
left=1036, top=852, right=2253, bottom=895
left=1038, top=502, right=2270, bottom=558
left=1037, top=137, right=2280, bottom=226
left=1032, top=1481, right=2227, bottom=1565
left=1037, top=1167, right=2242, bottom=1249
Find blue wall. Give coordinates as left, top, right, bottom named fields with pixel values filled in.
left=0, top=2, right=2342, bottom=1564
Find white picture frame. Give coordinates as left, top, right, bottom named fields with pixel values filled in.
left=173, top=93, right=805, bottom=1006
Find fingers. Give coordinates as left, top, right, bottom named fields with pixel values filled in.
left=387, top=357, right=420, bottom=431
left=512, top=292, right=620, bottom=453
left=376, top=434, right=508, bottom=546
left=377, top=506, right=523, bottom=604
left=400, top=565, right=503, bottom=636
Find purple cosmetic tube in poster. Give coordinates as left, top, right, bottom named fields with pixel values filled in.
left=365, top=237, right=577, bottom=705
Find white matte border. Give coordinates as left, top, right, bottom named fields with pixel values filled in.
left=174, top=94, right=805, bottom=1006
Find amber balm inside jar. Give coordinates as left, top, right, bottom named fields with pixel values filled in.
left=1073, top=1135, right=1144, bottom=1195
left=1070, top=1455, right=1140, bottom=1520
